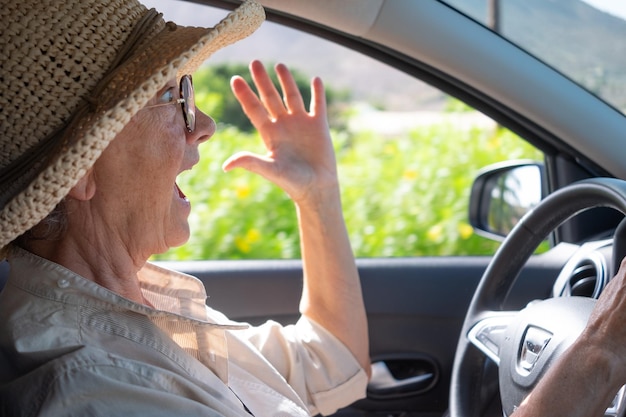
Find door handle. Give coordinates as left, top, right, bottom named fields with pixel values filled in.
left=367, top=357, right=438, bottom=399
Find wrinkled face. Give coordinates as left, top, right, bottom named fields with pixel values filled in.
left=91, top=77, right=215, bottom=257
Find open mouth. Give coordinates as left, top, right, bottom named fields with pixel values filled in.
left=175, top=182, right=189, bottom=202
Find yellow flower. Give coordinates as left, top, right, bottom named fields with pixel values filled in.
left=245, top=229, right=261, bottom=243
left=235, top=229, right=261, bottom=253
left=236, top=184, right=251, bottom=199
left=383, top=143, right=396, bottom=155
left=427, top=224, right=443, bottom=242
left=486, top=135, right=501, bottom=151
left=234, top=236, right=250, bottom=253
left=403, top=169, right=418, bottom=180
left=458, top=223, right=474, bottom=239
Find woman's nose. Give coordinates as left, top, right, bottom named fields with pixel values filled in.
left=188, top=109, right=216, bottom=144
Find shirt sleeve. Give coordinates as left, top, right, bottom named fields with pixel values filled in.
left=233, top=315, right=369, bottom=416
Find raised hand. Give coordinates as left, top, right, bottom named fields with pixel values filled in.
left=223, top=60, right=338, bottom=207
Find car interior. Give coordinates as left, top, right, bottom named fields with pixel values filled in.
left=2, top=1, right=626, bottom=416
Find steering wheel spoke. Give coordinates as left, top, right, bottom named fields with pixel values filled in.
left=467, top=312, right=516, bottom=366
left=607, top=385, right=626, bottom=417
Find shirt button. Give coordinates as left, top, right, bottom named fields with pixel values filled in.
left=57, top=279, right=70, bottom=289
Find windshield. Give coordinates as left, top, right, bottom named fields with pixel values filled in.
left=441, top=0, right=626, bottom=115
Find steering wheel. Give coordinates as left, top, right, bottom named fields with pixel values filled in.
left=450, top=177, right=626, bottom=417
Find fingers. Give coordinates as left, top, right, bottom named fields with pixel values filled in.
left=233, top=60, right=311, bottom=124
left=226, top=61, right=333, bottom=203
left=274, top=62, right=305, bottom=113
left=230, top=75, right=268, bottom=127
left=248, top=60, right=286, bottom=119
left=310, top=76, right=327, bottom=118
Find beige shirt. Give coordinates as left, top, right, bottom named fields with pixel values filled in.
left=0, top=247, right=367, bottom=416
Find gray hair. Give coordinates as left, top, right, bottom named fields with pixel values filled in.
left=16, top=201, right=68, bottom=245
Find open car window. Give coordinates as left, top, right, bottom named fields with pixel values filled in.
left=146, top=0, right=543, bottom=261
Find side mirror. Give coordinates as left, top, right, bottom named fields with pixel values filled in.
left=469, top=161, right=545, bottom=240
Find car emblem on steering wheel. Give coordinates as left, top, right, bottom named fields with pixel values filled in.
left=518, top=326, right=552, bottom=375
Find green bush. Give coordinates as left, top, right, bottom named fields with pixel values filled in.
left=155, top=125, right=541, bottom=260
left=337, top=125, right=541, bottom=257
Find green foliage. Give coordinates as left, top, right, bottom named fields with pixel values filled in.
left=337, top=125, right=541, bottom=257
left=153, top=66, right=543, bottom=261
left=193, top=64, right=254, bottom=131
left=444, top=96, right=475, bottom=112
left=155, top=125, right=541, bottom=261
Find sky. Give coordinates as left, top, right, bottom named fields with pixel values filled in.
left=583, top=0, right=626, bottom=19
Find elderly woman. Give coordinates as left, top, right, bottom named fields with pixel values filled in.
left=0, top=0, right=369, bottom=416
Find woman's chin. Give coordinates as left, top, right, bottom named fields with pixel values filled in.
left=169, top=227, right=191, bottom=250
left=156, top=221, right=191, bottom=255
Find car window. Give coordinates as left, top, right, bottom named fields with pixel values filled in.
left=146, top=0, right=543, bottom=261
left=441, top=0, right=626, bottom=116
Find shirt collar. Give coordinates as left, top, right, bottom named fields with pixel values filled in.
left=7, top=246, right=247, bottom=330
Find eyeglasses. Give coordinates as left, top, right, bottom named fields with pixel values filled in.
left=144, top=74, right=196, bottom=133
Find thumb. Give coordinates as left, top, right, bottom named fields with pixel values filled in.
left=222, top=151, right=276, bottom=179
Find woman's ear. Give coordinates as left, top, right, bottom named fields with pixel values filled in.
left=68, top=169, right=96, bottom=201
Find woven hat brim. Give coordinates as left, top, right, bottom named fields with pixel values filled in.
left=0, top=0, right=265, bottom=253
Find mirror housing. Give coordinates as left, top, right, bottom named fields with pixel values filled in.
left=469, top=161, right=545, bottom=240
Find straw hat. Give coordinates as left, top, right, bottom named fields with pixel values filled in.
left=0, top=0, right=265, bottom=253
